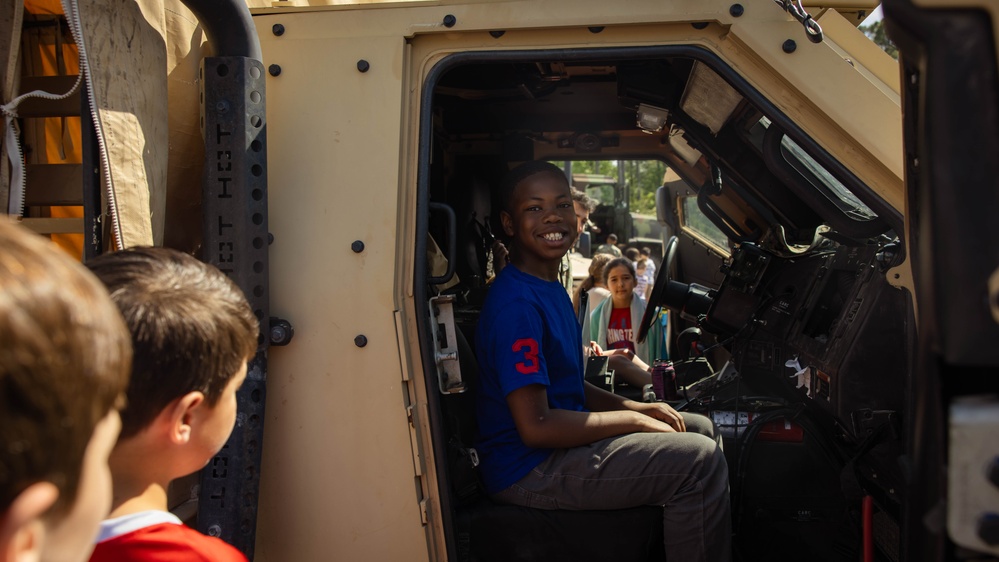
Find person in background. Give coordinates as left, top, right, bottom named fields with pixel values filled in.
left=634, top=259, right=650, bottom=305
left=86, top=248, right=258, bottom=562
left=573, top=253, right=613, bottom=319
left=624, top=247, right=647, bottom=302
left=580, top=254, right=659, bottom=388
left=0, top=219, right=131, bottom=562
left=595, top=233, right=623, bottom=257
left=640, top=246, right=656, bottom=281
left=557, top=188, right=598, bottom=294
left=589, top=257, right=667, bottom=386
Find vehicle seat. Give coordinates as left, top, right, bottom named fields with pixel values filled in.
left=445, top=326, right=666, bottom=562
left=449, top=160, right=506, bottom=290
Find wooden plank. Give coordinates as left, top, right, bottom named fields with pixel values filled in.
left=0, top=0, right=24, bottom=215
left=17, top=75, right=82, bottom=117
left=25, top=163, right=83, bottom=206
left=0, top=0, right=22, bottom=102
left=19, top=217, right=84, bottom=234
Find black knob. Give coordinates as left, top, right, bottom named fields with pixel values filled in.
left=269, top=318, right=294, bottom=346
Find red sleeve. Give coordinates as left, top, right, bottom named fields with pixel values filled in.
left=89, top=523, right=248, bottom=562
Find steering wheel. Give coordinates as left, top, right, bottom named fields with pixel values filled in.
left=637, top=235, right=678, bottom=343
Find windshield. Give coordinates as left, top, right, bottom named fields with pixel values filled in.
left=751, top=116, right=879, bottom=223
left=779, top=136, right=878, bottom=221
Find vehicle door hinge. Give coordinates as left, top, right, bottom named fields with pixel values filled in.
left=429, top=295, right=465, bottom=394
left=406, top=405, right=424, bottom=477
left=418, top=498, right=429, bottom=525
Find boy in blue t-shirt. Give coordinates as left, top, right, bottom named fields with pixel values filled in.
left=475, top=161, right=731, bottom=562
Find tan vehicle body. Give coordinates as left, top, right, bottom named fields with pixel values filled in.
left=248, top=2, right=900, bottom=559
left=11, top=0, right=999, bottom=560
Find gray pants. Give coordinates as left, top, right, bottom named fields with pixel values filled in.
left=490, top=413, right=731, bottom=562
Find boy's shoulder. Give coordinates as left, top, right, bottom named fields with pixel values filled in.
left=482, top=267, right=559, bottom=316
left=479, top=267, right=578, bottom=350
left=91, top=511, right=247, bottom=562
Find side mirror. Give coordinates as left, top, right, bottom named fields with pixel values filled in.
left=655, top=185, right=673, bottom=226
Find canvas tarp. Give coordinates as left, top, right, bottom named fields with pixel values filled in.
left=6, top=0, right=210, bottom=252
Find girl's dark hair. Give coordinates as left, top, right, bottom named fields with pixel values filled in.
left=571, top=253, right=613, bottom=313
left=603, top=257, right=636, bottom=284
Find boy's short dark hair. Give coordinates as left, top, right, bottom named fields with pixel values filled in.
left=497, top=161, right=569, bottom=213
left=0, top=220, right=131, bottom=516
left=625, top=247, right=640, bottom=261
left=570, top=188, right=597, bottom=213
left=86, top=247, right=259, bottom=439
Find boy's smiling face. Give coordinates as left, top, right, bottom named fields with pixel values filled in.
left=501, top=171, right=577, bottom=280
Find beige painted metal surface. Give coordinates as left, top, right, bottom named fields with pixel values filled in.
left=253, top=23, right=429, bottom=561
left=252, top=2, right=905, bottom=560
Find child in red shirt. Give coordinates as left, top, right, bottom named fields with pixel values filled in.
left=589, top=257, right=667, bottom=387
left=86, top=248, right=258, bottom=562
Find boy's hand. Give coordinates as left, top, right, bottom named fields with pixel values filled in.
left=625, top=401, right=686, bottom=432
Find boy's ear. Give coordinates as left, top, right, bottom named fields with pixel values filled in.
left=165, top=391, right=206, bottom=445
left=0, top=481, right=58, bottom=562
left=500, top=210, right=514, bottom=238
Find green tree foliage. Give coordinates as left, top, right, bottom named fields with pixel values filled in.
left=859, top=19, right=898, bottom=59
left=565, top=160, right=666, bottom=214
left=623, top=160, right=667, bottom=214
left=570, top=159, right=617, bottom=177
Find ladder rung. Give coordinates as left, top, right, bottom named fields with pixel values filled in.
left=18, top=217, right=84, bottom=235
left=25, top=164, right=83, bottom=206
left=17, top=76, right=82, bottom=118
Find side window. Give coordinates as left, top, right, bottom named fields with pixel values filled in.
left=679, top=196, right=730, bottom=257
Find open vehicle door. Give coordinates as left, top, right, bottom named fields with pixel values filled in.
left=884, top=1, right=999, bottom=559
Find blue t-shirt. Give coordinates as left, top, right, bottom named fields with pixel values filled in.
left=474, top=265, right=587, bottom=494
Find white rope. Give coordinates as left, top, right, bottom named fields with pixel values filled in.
left=1, top=62, right=84, bottom=216
left=60, top=0, right=123, bottom=248
left=3, top=0, right=123, bottom=250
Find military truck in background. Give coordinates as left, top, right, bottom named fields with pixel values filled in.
left=3, top=0, right=998, bottom=561
left=569, top=168, right=666, bottom=258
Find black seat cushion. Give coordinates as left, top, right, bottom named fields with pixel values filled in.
left=457, top=499, right=665, bottom=562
